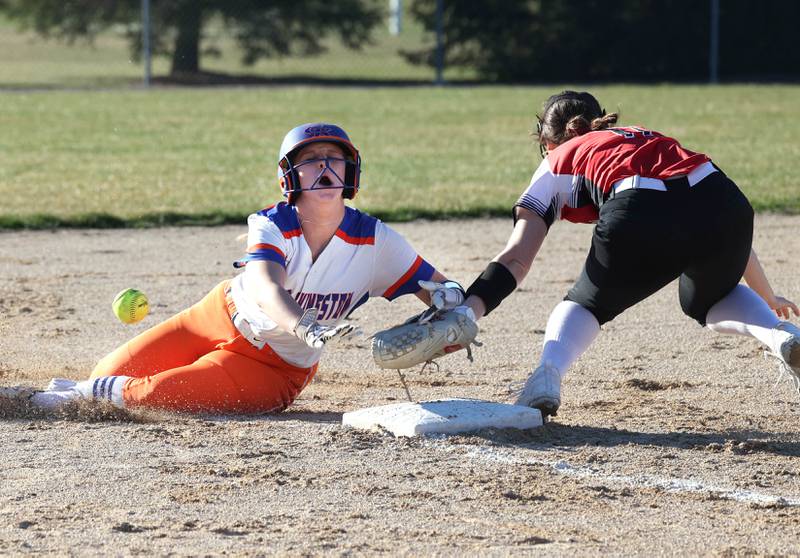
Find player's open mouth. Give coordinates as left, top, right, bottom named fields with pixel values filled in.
left=317, top=175, right=333, bottom=187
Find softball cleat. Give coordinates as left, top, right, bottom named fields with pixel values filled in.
left=514, top=361, right=562, bottom=418
left=770, top=322, right=800, bottom=393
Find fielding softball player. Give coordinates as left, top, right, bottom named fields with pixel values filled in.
left=26, top=123, right=466, bottom=413
left=461, top=91, right=800, bottom=417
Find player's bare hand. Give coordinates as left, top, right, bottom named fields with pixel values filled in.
left=770, top=295, right=800, bottom=320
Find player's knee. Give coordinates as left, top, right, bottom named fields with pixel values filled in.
left=679, top=296, right=708, bottom=326
left=90, top=348, right=129, bottom=379
left=563, top=295, right=612, bottom=325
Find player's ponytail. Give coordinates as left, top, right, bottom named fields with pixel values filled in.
left=564, top=115, right=591, bottom=138
left=535, top=90, right=614, bottom=157
left=590, top=112, right=619, bottom=131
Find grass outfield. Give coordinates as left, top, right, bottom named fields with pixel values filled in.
left=1, top=85, right=799, bottom=228
left=1, top=13, right=798, bottom=227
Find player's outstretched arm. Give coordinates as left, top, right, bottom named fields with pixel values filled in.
left=243, top=261, right=358, bottom=346
left=243, top=260, right=307, bottom=333
left=463, top=208, right=549, bottom=320
left=743, top=248, right=799, bottom=320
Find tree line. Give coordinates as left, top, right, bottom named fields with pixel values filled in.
left=2, top=0, right=797, bottom=81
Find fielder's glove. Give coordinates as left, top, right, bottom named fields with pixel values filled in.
left=371, top=306, right=480, bottom=370
left=293, top=308, right=358, bottom=349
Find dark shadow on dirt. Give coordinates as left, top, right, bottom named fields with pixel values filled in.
left=198, top=409, right=344, bottom=424
left=455, top=422, right=800, bottom=458
left=272, top=409, right=344, bottom=424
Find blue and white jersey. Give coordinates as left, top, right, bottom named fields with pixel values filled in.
left=229, top=202, right=435, bottom=367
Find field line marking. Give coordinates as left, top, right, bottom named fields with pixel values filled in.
left=433, top=443, right=800, bottom=507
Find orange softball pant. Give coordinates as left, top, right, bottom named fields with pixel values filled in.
left=90, top=280, right=317, bottom=414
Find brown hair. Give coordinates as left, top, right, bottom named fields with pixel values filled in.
left=535, top=91, right=619, bottom=156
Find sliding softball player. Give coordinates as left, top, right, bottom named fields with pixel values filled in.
left=27, top=123, right=466, bottom=414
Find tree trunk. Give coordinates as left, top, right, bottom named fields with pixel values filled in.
left=170, top=2, right=202, bottom=75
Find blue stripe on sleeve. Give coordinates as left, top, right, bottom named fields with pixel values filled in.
left=233, top=249, right=286, bottom=269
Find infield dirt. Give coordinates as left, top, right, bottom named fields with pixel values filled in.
left=1, top=216, right=799, bottom=556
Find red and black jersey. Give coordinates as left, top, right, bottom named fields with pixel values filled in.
left=515, top=127, right=711, bottom=227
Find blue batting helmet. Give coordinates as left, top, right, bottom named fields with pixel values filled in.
left=277, top=123, right=361, bottom=204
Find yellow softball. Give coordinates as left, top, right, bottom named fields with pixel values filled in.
left=112, top=288, right=149, bottom=324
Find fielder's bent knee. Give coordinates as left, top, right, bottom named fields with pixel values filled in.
left=563, top=294, right=610, bottom=325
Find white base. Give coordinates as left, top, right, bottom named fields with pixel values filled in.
left=342, top=398, right=543, bottom=437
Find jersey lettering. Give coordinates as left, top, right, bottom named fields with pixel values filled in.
left=607, top=126, right=654, bottom=139
left=295, top=291, right=354, bottom=321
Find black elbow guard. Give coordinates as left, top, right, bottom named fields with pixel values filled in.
left=465, top=261, right=517, bottom=316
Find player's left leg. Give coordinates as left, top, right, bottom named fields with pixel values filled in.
left=119, top=349, right=317, bottom=413
left=33, top=346, right=317, bottom=414
left=90, top=280, right=237, bottom=380
left=703, top=286, right=800, bottom=390
left=679, top=172, right=755, bottom=327
left=679, top=172, right=800, bottom=391
left=29, top=281, right=238, bottom=410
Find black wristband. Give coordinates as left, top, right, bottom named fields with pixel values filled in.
left=465, top=262, right=517, bottom=316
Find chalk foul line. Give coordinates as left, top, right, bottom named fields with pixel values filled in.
left=434, top=443, right=800, bottom=507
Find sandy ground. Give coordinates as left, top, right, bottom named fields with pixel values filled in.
left=1, top=216, right=799, bottom=556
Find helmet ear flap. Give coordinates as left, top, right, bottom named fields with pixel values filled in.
left=342, top=154, right=361, bottom=199
left=279, top=156, right=303, bottom=204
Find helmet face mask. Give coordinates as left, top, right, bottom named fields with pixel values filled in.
left=280, top=155, right=352, bottom=192
left=277, top=123, right=361, bottom=204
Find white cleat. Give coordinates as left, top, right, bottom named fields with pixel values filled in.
left=514, top=361, right=562, bottom=418
left=770, top=322, right=800, bottom=393
left=1, top=379, right=82, bottom=410
left=0, top=384, right=79, bottom=410
left=3, top=377, right=128, bottom=411
left=29, top=390, right=81, bottom=410
left=47, top=378, right=78, bottom=391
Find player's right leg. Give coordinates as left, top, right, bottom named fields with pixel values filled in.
left=514, top=301, right=599, bottom=416
left=516, top=189, right=687, bottom=416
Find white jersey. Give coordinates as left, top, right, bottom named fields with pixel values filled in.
left=229, top=202, right=435, bottom=368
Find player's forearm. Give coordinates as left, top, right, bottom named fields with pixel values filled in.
left=496, top=210, right=548, bottom=283
left=253, top=283, right=305, bottom=333
left=464, top=212, right=547, bottom=320
left=463, top=255, right=530, bottom=320
left=742, top=249, right=776, bottom=304
left=242, top=263, right=306, bottom=333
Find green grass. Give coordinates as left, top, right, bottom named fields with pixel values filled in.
left=0, top=17, right=798, bottom=227
left=1, top=85, right=799, bottom=229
